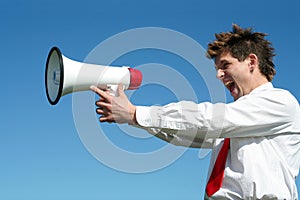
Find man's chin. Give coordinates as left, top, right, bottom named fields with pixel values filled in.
left=231, top=92, right=239, bottom=101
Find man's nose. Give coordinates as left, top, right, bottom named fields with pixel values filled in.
left=216, top=69, right=225, bottom=80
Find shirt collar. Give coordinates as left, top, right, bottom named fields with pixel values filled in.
left=249, top=82, right=273, bottom=95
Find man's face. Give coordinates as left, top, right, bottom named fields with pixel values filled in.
left=215, top=52, right=253, bottom=101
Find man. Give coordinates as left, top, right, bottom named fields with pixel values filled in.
left=90, top=24, right=300, bottom=199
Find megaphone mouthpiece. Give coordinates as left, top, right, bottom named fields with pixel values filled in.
left=128, top=68, right=143, bottom=90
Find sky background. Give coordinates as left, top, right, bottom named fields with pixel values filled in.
left=1, top=0, right=300, bottom=199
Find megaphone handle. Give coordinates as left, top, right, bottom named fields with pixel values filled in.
left=107, top=84, right=122, bottom=96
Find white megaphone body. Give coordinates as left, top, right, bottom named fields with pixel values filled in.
left=45, top=47, right=142, bottom=105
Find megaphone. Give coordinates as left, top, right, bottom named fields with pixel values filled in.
left=45, top=47, right=142, bottom=105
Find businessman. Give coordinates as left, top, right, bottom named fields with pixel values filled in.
left=91, top=24, right=300, bottom=199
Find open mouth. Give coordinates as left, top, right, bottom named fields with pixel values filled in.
left=225, top=81, right=235, bottom=92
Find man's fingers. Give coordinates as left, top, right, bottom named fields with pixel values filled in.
left=90, top=85, right=112, bottom=102
left=91, top=86, right=115, bottom=124
left=91, top=84, right=132, bottom=124
left=96, top=108, right=105, bottom=115
left=99, top=116, right=112, bottom=123
left=99, top=115, right=115, bottom=123
left=95, top=101, right=112, bottom=110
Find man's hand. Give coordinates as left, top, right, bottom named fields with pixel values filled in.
left=90, top=84, right=137, bottom=124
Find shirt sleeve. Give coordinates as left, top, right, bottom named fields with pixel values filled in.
left=134, top=88, right=299, bottom=144
left=135, top=102, right=217, bottom=148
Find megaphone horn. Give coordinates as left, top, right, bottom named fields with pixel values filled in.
left=45, top=47, right=142, bottom=105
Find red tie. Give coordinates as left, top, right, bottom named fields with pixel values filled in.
left=206, top=138, right=230, bottom=197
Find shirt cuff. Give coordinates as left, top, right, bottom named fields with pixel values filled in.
left=135, top=106, right=159, bottom=127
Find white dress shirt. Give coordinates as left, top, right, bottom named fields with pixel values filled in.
left=134, top=82, right=300, bottom=199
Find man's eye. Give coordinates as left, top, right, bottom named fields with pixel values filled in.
left=223, top=63, right=229, bottom=68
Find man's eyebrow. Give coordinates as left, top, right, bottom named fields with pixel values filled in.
left=220, top=59, right=229, bottom=64
left=215, top=59, right=229, bottom=69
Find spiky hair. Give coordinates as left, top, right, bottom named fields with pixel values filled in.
left=207, top=24, right=276, bottom=81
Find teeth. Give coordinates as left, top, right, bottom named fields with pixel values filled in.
left=225, top=81, right=234, bottom=87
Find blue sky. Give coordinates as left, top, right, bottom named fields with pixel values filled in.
left=1, top=0, right=300, bottom=199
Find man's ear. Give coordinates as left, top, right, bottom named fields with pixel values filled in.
left=248, top=53, right=258, bottom=72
